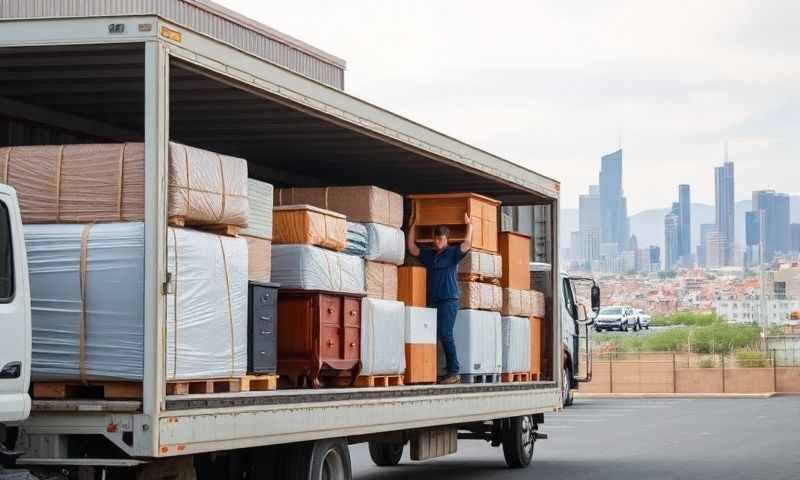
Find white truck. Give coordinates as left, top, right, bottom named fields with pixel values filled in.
left=0, top=2, right=599, bottom=478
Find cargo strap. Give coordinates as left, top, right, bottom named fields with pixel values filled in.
left=182, top=144, right=191, bottom=220
left=218, top=237, right=236, bottom=377
left=1, top=147, right=11, bottom=184
left=117, top=143, right=127, bottom=221
left=78, top=223, right=95, bottom=384
left=215, top=152, right=227, bottom=224
left=55, top=145, right=64, bottom=222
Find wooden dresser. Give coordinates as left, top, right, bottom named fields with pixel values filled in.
left=277, top=290, right=364, bottom=388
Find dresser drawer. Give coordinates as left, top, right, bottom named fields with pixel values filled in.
left=247, top=282, right=279, bottom=374
left=319, top=294, right=342, bottom=326
left=343, top=296, right=360, bottom=327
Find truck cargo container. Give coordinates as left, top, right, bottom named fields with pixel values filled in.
left=0, top=2, right=599, bottom=478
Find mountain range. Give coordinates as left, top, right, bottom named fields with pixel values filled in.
left=561, top=196, right=800, bottom=255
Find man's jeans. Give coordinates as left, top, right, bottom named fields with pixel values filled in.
left=436, top=300, right=460, bottom=374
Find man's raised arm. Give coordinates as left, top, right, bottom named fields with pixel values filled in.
left=460, top=213, right=473, bottom=253
left=407, top=212, right=420, bottom=257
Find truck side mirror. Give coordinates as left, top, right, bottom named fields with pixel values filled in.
left=591, top=285, right=601, bottom=313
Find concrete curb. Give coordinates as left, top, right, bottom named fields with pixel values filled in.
left=574, top=392, right=777, bottom=399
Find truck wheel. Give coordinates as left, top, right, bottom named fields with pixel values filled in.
left=368, top=441, right=404, bottom=467
left=501, top=415, right=536, bottom=468
left=276, top=438, right=352, bottom=480
left=562, top=366, right=574, bottom=407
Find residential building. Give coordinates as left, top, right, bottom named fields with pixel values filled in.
left=664, top=212, right=680, bottom=271
left=649, top=246, right=661, bottom=272
left=706, top=231, right=727, bottom=269
left=715, top=296, right=800, bottom=324
left=774, top=264, right=800, bottom=300
left=714, top=159, right=735, bottom=265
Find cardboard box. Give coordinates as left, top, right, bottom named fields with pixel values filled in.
left=365, top=261, right=398, bottom=301
left=272, top=204, right=346, bottom=251
left=244, top=235, right=271, bottom=283
left=498, top=231, right=531, bottom=289
left=458, top=281, right=502, bottom=311
left=275, top=185, right=403, bottom=228
left=398, top=266, right=427, bottom=307
left=409, top=193, right=500, bottom=253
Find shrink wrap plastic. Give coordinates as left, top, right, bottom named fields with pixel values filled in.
left=457, top=250, right=502, bottom=279
left=439, top=310, right=502, bottom=375
left=364, top=223, right=405, bottom=265
left=365, top=261, right=398, bottom=300
left=272, top=205, right=346, bottom=251
left=360, top=299, right=406, bottom=375
left=0, top=142, right=248, bottom=226
left=344, top=222, right=369, bottom=257
left=166, top=227, right=248, bottom=380
left=458, top=281, right=502, bottom=311
left=26, top=223, right=145, bottom=381
left=531, top=290, right=546, bottom=318
left=26, top=223, right=247, bottom=381
left=501, top=288, right=536, bottom=316
left=244, top=235, right=271, bottom=283
left=404, top=307, right=437, bottom=344
left=241, top=178, right=273, bottom=239
left=271, top=245, right=366, bottom=294
left=501, top=316, right=531, bottom=373
left=275, top=185, right=403, bottom=228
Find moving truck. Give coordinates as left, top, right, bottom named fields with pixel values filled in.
left=0, top=2, right=599, bottom=478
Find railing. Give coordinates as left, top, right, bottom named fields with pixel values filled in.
left=580, top=350, right=800, bottom=394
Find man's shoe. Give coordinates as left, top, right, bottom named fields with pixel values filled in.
left=439, top=374, right=461, bottom=385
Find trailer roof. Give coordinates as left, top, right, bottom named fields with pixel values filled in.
left=0, top=17, right=560, bottom=204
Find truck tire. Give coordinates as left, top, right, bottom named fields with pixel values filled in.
left=562, top=366, right=574, bottom=407
left=368, top=441, right=404, bottom=467
left=501, top=415, right=536, bottom=468
left=276, top=438, right=352, bottom=480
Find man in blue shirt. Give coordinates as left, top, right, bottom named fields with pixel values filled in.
left=407, top=213, right=473, bottom=384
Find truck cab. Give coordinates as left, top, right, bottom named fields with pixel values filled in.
left=0, top=185, right=31, bottom=462
left=560, top=273, right=599, bottom=406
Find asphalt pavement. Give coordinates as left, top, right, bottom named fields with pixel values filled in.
left=351, top=396, right=800, bottom=480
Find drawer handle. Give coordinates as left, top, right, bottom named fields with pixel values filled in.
left=260, top=330, right=270, bottom=335
left=260, top=316, right=271, bottom=321
left=327, top=339, right=335, bottom=347
left=259, top=351, right=266, bottom=356
left=349, top=342, right=356, bottom=348
left=349, top=310, right=356, bottom=316
left=327, top=307, right=334, bottom=314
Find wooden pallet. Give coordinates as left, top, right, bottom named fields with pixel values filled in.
left=239, top=374, right=279, bottom=392
left=32, top=382, right=143, bottom=400
left=166, top=375, right=279, bottom=396
left=460, top=373, right=501, bottom=384
left=168, top=216, right=240, bottom=237
left=457, top=273, right=500, bottom=285
left=501, top=372, right=532, bottom=383
left=351, top=374, right=405, bottom=388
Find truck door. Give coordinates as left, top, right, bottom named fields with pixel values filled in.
left=0, top=185, right=31, bottom=423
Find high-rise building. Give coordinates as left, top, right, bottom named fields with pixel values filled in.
left=599, top=149, right=629, bottom=251
left=664, top=213, right=680, bottom=271
left=714, top=159, right=735, bottom=265
left=678, top=184, right=691, bottom=265
left=706, top=231, right=727, bottom=268
left=578, top=185, right=602, bottom=265
left=698, top=223, right=716, bottom=267
left=751, top=190, right=792, bottom=261
left=744, top=210, right=761, bottom=268
left=792, top=224, right=800, bottom=253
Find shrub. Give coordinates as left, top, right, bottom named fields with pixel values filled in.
left=697, top=356, right=716, bottom=368
left=735, top=350, right=769, bottom=368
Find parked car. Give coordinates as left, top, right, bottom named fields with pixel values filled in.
left=594, top=306, right=634, bottom=332
left=635, top=309, right=650, bottom=330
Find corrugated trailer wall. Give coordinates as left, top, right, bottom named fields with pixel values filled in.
left=0, top=0, right=345, bottom=89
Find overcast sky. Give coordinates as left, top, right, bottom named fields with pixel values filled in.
left=217, top=0, right=799, bottom=212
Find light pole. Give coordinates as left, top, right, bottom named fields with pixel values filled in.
left=759, top=210, right=768, bottom=352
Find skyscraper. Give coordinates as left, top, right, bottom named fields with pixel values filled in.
left=791, top=224, right=800, bottom=253
left=678, top=184, right=691, bottom=265
left=664, top=212, right=680, bottom=271
left=578, top=185, right=601, bottom=265
left=714, top=159, right=735, bottom=266
left=751, top=190, right=792, bottom=261
left=599, top=149, right=629, bottom=251
left=698, top=223, right=716, bottom=268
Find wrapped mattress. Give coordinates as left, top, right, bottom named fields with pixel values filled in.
left=271, top=244, right=366, bottom=294
left=365, top=261, right=398, bottom=300
left=439, top=310, right=502, bottom=375
left=501, top=288, right=536, bottom=316
left=501, top=316, right=531, bottom=373
left=344, top=222, right=369, bottom=257
left=0, top=142, right=248, bottom=226
left=272, top=205, right=346, bottom=251
left=364, top=223, right=405, bottom=265
left=275, top=185, right=403, bottom=228
left=244, top=235, right=271, bottom=283
left=360, top=299, right=406, bottom=376
left=26, top=223, right=145, bottom=381
left=166, top=227, right=248, bottom=380
left=458, top=281, right=502, bottom=311
left=26, top=223, right=247, bottom=381
left=457, top=250, right=502, bottom=280
left=241, top=178, right=273, bottom=239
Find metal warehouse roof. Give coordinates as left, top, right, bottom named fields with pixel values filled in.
left=0, top=0, right=346, bottom=89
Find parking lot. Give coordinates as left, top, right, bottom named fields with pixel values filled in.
left=351, top=396, right=800, bottom=479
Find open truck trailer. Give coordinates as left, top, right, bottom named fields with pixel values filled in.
left=0, top=2, right=594, bottom=478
